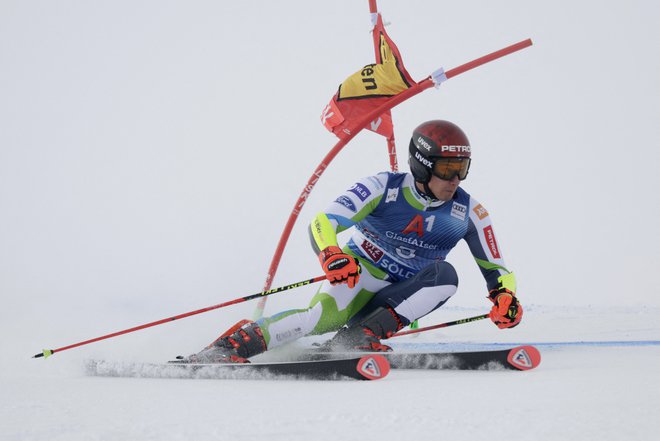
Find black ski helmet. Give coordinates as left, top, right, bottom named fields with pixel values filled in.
left=408, top=120, right=472, bottom=183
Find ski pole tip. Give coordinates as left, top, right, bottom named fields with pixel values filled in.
left=32, top=349, right=53, bottom=359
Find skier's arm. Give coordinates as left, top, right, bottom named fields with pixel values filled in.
left=464, top=199, right=522, bottom=328
left=308, top=174, right=389, bottom=287
left=308, top=173, right=388, bottom=254
left=309, top=212, right=339, bottom=255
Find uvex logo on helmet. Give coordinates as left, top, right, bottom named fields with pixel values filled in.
left=417, top=136, right=433, bottom=152
left=414, top=151, right=433, bottom=168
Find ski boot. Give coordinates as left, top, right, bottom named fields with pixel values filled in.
left=323, top=306, right=404, bottom=352
left=184, top=320, right=267, bottom=364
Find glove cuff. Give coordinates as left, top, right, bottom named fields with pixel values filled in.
left=488, top=286, right=515, bottom=303
left=319, top=246, right=343, bottom=264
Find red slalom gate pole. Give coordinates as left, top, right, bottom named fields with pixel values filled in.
left=253, top=78, right=435, bottom=319
left=370, top=2, right=400, bottom=174
left=445, top=39, right=532, bottom=79
left=391, top=314, right=490, bottom=338
left=253, top=38, right=533, bottom=319
left=32, top=275, right=327, bottom=359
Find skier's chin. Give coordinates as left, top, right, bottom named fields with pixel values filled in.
left=436, top=188, right=456, bottom=201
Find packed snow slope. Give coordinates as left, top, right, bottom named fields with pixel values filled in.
left=3, top=307, right=660, bottom=441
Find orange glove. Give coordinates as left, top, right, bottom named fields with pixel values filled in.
left=319, top=246, right=361, bottom=288
left=488, top=287, right=523, bottom=329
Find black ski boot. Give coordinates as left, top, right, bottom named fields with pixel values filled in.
left=324, top=306, right=404, bottom=352
left=186, top=320, right=267, bottom=363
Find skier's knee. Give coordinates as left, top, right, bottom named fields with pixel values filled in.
left=308, top=295, right=346, bottom=335
left=416, top=261, right=458, bottom=288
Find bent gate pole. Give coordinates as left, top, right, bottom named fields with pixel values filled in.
left=253, top=38, right=534, bottom=319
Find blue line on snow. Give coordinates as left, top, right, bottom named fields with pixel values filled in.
left=391, top=340, right=660, bottom=351
left=511, top=340, right=660, bottom=347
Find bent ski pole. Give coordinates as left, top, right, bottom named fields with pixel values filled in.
left=32, top=275, right=327, bottom=359
left=391, top=313, right=489, bottom=338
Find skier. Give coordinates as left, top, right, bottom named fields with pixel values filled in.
left=188, top=120, right=522, bottom=363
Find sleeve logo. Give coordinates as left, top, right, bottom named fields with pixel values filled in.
left=334, top=195, right=357, bottom=212
left=483, top=225, right=501, bottom=259
left=348, top=183, right=371, bottom=202
left=473, top=204, right=489, bottom=220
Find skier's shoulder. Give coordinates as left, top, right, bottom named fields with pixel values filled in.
left=348, top=171, right=405, bottom=195
left=457, top=188, right=494, bottom=224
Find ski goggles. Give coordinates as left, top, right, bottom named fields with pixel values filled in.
left=432, top=157, right=471, bottom=181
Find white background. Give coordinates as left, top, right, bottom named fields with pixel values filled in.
left=1, top=1, right=659, bottom=440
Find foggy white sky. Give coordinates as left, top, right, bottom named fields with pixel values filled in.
left=1, top=1, right=659, bottom=357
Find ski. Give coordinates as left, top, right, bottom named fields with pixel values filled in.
left=86, top=354, right=390, bottom=381
left=301, top=345, right=541, bottom=371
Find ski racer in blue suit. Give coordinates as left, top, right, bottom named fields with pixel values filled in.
left=188, top=120, right=523, bottom=363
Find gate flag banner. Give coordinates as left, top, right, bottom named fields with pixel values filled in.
left=321, top=14, right=416, bottom=139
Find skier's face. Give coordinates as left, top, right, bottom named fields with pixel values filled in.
left=427, top=174, right=460, bottom=201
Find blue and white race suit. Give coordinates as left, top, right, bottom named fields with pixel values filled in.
left=257, top=172, right=516, bottom=349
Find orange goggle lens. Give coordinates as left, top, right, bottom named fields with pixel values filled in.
left=432, top=158, right=471, bottom=181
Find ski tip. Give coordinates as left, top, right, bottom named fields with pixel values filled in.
left=356, top=354, right=390, bottom=380
left=507, top=345, right=541, bottom=370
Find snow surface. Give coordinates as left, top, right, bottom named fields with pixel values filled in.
left=3, top=307, right=660, bottom=441
left=2, top=0, right=660, bottom=440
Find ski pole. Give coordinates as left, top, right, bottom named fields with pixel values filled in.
left=391, top=313, right=490, bottom=338
left=32, top=275, right=327, bottom=359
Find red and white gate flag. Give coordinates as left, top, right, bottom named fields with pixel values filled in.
left=320, top=14, right=416, bottom=140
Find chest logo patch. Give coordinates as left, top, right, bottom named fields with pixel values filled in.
left=360, top=240, right=384, bottom=262
left=396, top=246, right=416, bottom=259
left=451, top=202, right=467, bottom=221
left=385, top=188, right=399, bottom=203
